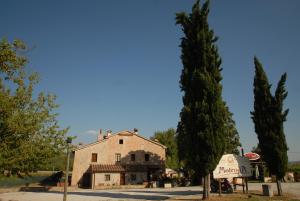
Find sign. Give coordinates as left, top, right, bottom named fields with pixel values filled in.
left=213, top=154, right=251, bottom=178
left=244, top=152, right=260, bottom=161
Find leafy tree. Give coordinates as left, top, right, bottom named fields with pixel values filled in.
left=0, top=39, right=68, bottom=175
left=223, top=104, right=241, bottom=155
left=176, top=1, right=227, bottom=199
left=251, top=57, right=289, bottom=195
left=270, top=72, right=289, bottom=195
left=151, top=128, right=179, bottom=170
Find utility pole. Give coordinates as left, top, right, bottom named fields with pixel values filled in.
left=63, top=137, right=72, bottom=201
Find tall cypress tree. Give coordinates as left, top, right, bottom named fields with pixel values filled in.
left=176, top=1, right=226, bottom=199
left=251, top=57, right=289, bottom=195
left=270, top=73, right=289, bottom=195
left=251, top=57, right=273, bottom=163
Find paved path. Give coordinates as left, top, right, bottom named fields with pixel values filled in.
left=0, top=186, right=202, bottom=201
left=0, top=183, right=299, bottom=201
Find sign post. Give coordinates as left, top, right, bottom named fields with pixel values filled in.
left=63, top=137, right=72, bottom=201
left=213, top=154, right=251, bottom=194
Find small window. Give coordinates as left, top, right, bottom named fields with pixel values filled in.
left=131, top=154, right=135, bottom=161
left=115, top=153, right=121, bottom=162
left=119, top=139, right=123, bottom=144
left=145, top=154, right=150, bottom=161
left=91, top=153, right=97, bottom=162
left=130, top=174, right=136, bottom=181
left=105, top=174, right=110, bottom=181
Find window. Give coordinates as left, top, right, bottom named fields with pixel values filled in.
left=105, top=174, right=110, bottom=181
left=145, top=154, right=150, bottom=161
left=130, top=174, right=136, bottom=181
left=115, top=153, right=121, bottom=162
left=91, top=153, right=97, bottom=162
left=119, top=139, right=123, bottom=144
left=131, top=154, right=135, bottom=161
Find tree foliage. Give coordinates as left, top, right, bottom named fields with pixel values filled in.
left=223, top=104, right=241, bottom=155
left=176, top=0, right=228, bottom=198
left=251, top=57, right=288, bottom=195
left=0, top=39, right=68, bottom=174
left=151, top=128, right=179, bottom=170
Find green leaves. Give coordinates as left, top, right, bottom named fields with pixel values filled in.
left=151, top=128, right=180, bottom=170
left=251, top=57, right=288, bottom=181
left=0, top=39, right=68, bottom=174
left=223, top=103, right=241, bottom=155
left=176, top=0, right=229, bottom=178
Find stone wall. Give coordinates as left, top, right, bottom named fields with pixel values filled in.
left=94, top=173, right=120, bottom=186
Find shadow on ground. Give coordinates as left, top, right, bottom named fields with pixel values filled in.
left=19, top=186, right=51, bottom=192
left=125, top=190, right=202, bottom=196
left=37, top=189, right=202, bottom=200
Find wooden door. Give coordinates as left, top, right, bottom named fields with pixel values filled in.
left=120, top=173, right=125, bottom=185
left=81, top=173, right=91, bottom=188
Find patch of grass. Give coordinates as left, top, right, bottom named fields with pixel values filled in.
left=0, top=175, right=49, bottom=187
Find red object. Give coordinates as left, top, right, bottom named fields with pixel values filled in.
left=244, top=152, right=260, bottom=161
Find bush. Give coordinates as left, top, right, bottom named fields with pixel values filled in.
left=0, top=175, right=48, bottom=187
left=40, top=171, right=64, bottom=186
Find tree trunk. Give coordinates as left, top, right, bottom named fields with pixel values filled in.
left=202, top=176, right=206, bottom=199
left=202, top=174, right=210, bottom=200
left=276, top=176, right=283, bottom=196
left=218, top=179, right=221, bottom=196
left=207, top=173, right=210, bottom=198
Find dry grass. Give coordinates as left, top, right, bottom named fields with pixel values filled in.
left=167, top=192, right=300, bottom=201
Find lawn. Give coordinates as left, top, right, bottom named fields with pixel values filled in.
left=0, top=172, right=52, bottom=187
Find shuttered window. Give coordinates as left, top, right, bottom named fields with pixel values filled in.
left=91, top=153, right=97, bottom=162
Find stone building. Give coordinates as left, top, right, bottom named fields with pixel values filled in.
left=71, top=129, right=166, bottom=188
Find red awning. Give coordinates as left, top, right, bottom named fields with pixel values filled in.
left=244, top=152, right=260, bottom=161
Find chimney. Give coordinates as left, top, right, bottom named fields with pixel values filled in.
left=106, top=130, right=112, bottom=137
left=97, top=129, right=103, bottom=141
left=133, top=128, right=138, bottom=135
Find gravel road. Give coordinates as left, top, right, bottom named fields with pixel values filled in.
left=0, top=183, right=299, bottom=201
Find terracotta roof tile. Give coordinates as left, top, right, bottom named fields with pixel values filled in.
left=90, top=164, right=125, bottom=173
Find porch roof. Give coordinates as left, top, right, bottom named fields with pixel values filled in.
left=90, top=164, right=125, bottom=173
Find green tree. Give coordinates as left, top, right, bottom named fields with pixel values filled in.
left=176, top=1, right=227, bottom=199
left=0, top=39, right=68, bottom=175
left=223, top=104, right=241, bottom=155
left=151, top=128, right=179, bottom=170
left=251, top=57, right=288, bottom=195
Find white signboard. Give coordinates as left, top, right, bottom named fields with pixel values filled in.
left=213, top=154, right=252, bottom=179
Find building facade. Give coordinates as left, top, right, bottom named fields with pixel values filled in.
left=71, top=130, right=166, bottom=188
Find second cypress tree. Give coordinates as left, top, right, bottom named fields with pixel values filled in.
left=251, top=57, right=289, bottom=196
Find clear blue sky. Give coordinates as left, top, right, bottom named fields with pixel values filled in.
left=1, top=0, right=299, bottom=161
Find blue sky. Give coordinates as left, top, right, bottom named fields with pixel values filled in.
left=1, top=0, right=299, bottom=161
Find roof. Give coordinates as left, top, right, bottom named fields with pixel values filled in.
left=74, top=130, right=167, bottom=151
left=90, top=164, right=164, bottom=173
left=90, top=164, right=125, bottom=173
